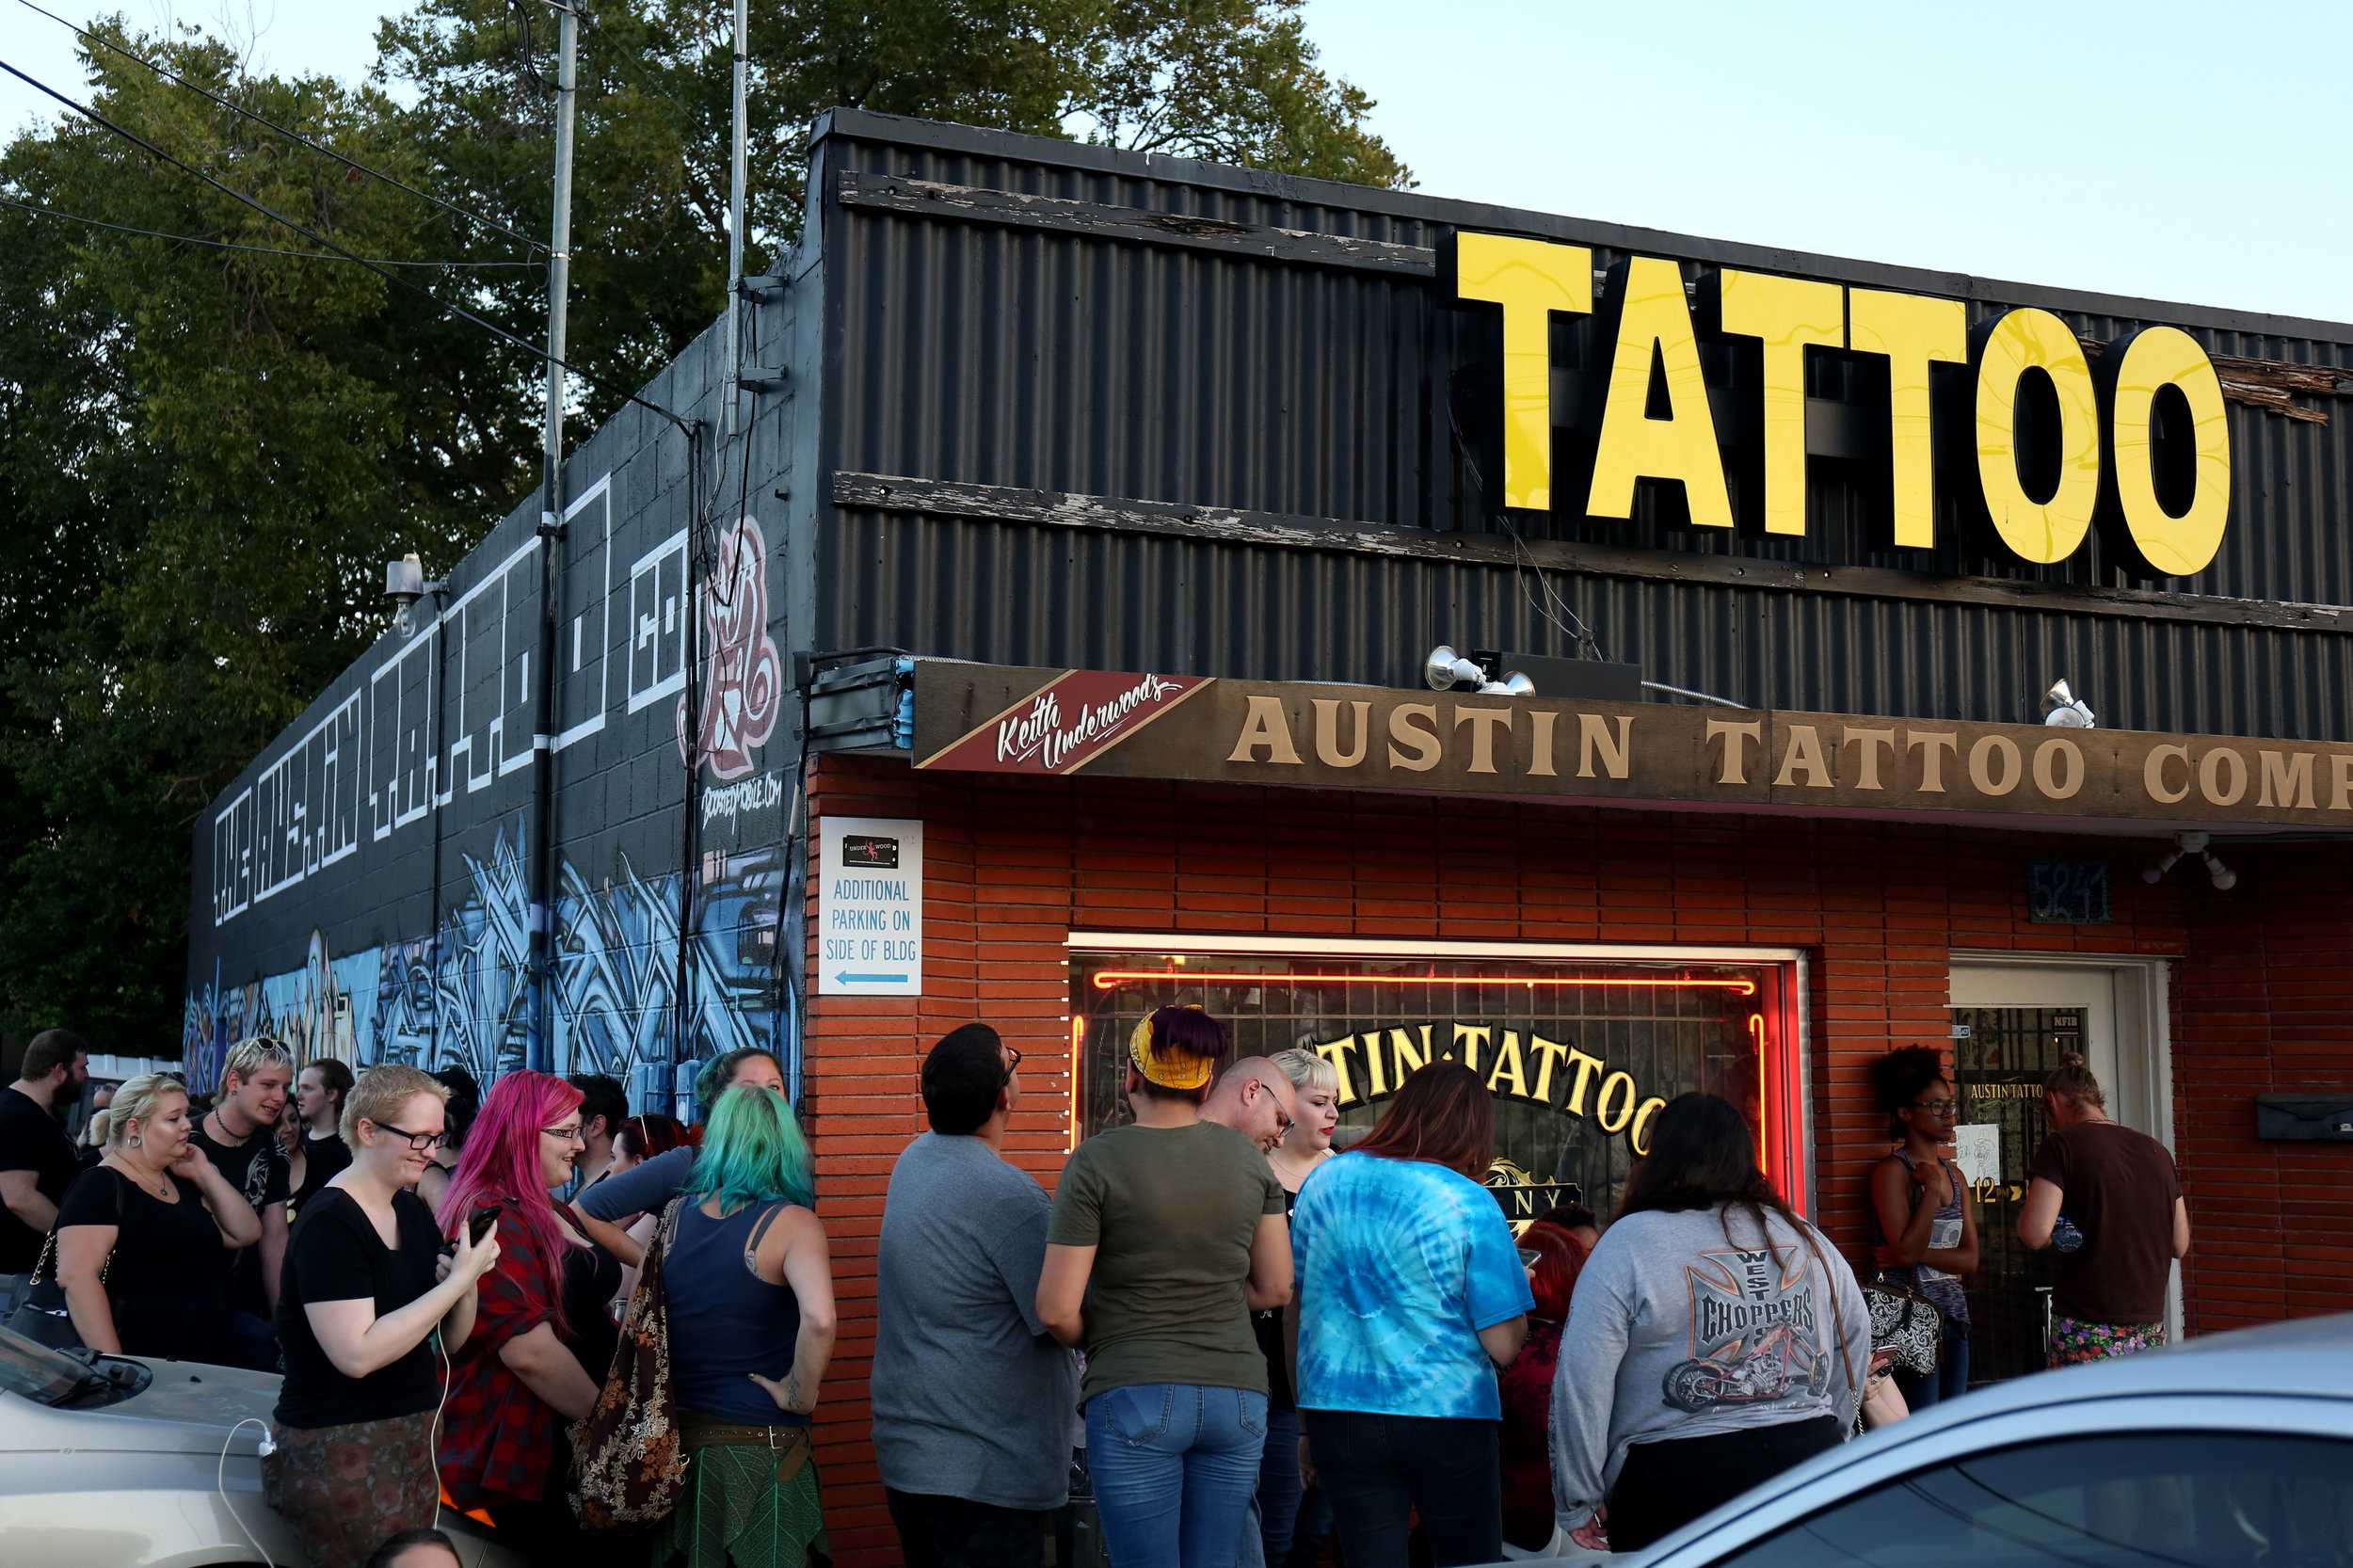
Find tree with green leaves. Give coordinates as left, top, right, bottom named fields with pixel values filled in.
left=0, top=3, right=1406, bottom=1048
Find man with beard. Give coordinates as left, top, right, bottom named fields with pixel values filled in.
left=190, top=1037, right=296, bottom=1369
left=0, top=1028, right=88, bottom=1273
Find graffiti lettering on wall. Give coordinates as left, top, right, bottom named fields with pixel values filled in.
left=680, top=518, right=782, bottom=782
left=210, top=485, right=787, bottom=931
left=185, top=818, right=783, bottom=1092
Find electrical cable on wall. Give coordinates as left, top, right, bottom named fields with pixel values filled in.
left=10, top=0, right=548, bottom=256
left=1446, top=402, right=1613, bottom=662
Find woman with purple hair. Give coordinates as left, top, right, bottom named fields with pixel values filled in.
left=432, top=1070, right=624, bottom=1565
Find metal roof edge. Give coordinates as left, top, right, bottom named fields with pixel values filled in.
left=807, top=107, right=2353, bottom=347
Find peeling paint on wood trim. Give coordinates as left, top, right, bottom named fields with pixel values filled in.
left=829, top=471, right=2352, bottom=635
left=835, top=170, right=1434, bottom=277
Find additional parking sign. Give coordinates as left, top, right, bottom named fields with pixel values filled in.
left=818, top=817, right=923, bottom=996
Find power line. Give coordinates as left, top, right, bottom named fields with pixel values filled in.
left=0, top=193, right=536, bottom=267
left=0, top=56, right=694, bottom=439
left=9, top=0, right=548, bottom=256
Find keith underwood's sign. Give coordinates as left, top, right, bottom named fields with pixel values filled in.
left=818, top=816, right=923, bottom=997
left=916, top=667, right=1208, bottom=774
left=913, top=663, right=2353, bottom=830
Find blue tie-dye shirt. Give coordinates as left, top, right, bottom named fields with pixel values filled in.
left=1292, top=1152, right=1535, bottom=1420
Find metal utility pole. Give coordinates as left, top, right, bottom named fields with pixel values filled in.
left=725, top=0, right=749, bottom=434
left=527, top=0, right=581, bottom=1075
left=541, top=1, right=580, bottom=522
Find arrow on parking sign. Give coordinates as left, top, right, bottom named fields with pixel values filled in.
left=835, top=971, right=910, bottom=986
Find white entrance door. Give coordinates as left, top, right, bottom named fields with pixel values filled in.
left=1945, top=960, right=2176, bottom=1381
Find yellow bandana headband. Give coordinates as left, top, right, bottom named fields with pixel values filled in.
left=1129, top=1011, right=1214, bottom=1091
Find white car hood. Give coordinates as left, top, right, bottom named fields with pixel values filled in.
left=0, top=1357, right=281, bottom=1457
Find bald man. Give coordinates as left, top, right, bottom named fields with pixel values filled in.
left=1203, top=1056, right=1300, bottom=1155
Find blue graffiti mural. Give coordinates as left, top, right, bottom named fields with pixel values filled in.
left=184, top=817, right=784, bottom=1096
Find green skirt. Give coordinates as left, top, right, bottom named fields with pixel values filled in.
left=653, top=1439, right=828, bottom=1568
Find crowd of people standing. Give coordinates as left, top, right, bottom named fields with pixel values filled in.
left=0, top=1008, right=2189, bottom=1568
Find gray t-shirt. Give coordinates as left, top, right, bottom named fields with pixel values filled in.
left=1549, top=1205, right=1867, bottom=1528
left=872, top=1133, right=1075, bottom=1512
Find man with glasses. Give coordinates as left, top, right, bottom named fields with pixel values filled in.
left=873, top=1024, right=1074, bottom=1568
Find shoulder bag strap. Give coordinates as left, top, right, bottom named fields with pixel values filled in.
left=33, top=1167, right=127, bottom=1290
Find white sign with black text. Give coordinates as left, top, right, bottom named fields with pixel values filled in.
left=818, top=817, right=924, bottom=997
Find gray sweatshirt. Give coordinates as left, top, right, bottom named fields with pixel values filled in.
left=1548, top=1205, right=1868, bottom=1527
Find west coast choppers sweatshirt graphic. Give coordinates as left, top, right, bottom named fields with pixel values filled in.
left=1662, top=1246, right=1830, bottom=1412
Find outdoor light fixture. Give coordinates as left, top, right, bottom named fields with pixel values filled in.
left=2143, top=830, right=2237, bottom=890
left=1425, top=645, right=1535, bottom=696
left=1424, top=645, right=1486, bottom=691
left=2042, top=679, right=2096, bottom=728
left=384, top=552, right=448, bottom=637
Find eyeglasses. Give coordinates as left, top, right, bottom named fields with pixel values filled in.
left=1000, top=1048, right=1024, bottom=1083
left=1910, top=1099, right=1959, bottom=1116
left=373, top=1121, right=447, bottom=1153
left=542, top=1124, right=585, bottom=1144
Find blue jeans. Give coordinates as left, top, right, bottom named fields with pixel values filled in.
left=1086, top=1384, right=1269, bottom=1568
left=1896, top=1318, right=1972, bottom=1408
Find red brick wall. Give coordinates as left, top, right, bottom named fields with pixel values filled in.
left=801, top=755, right=2352, bottom=1568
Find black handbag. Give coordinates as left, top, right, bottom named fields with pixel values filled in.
left=1862, top=1271, right=1943, bottom=1376
left=4, top=1170, right=123, bottom=1351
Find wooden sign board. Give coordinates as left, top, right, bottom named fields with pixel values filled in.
left=912, top=663, right=2353, bottom=830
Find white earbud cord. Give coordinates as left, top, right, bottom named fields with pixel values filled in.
left=218, top=1416, right=276, bottom=1568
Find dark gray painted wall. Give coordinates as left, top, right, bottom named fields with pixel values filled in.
left=811, top=111, right=2351, bottom=739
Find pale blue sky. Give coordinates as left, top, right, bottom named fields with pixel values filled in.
left=3, top=0, right=2345, bottom=322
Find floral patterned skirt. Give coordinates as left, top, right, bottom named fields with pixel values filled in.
left=2047, top=1313, right=2168, bottom=1368
left=264, top=1408, right=442, bottom=1568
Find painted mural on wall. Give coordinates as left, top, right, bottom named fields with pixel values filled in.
left=184, top=818, right=784, bottom=1091
left=682, top=517, right=783, bottom=782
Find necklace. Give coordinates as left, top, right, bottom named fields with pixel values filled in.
left=109, top=1157, right=173, bottom=1200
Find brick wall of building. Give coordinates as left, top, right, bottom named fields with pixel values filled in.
left=801, top=753, right=2352, bottom=1568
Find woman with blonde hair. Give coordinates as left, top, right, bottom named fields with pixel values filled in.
left=265, top=1064, right=502, bottom=1568
left=49, top=1072, right=262, bottom=1362
left=1253, top=1047, right=1342, bottom=1568
left=647, top=1083, right=837, bottom=1568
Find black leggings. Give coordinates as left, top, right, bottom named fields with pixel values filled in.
left=1302, top=1409, right=1500, bottom=1568
left=1607, top=1416, right=1842, bottom=1552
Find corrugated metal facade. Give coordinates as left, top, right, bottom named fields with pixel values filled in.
left=804, top=111, right=2353, bottom=739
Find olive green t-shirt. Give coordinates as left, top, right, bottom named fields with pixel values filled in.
left=1047, top=1120, right=1286, bottom=1402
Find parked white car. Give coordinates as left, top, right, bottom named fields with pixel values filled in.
left=0, top=1321, right=523, bottom=1568
left=1527, top=1313, right=2353, bottom=1568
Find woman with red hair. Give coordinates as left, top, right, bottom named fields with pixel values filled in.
left=433, top=1070, right=623, bottom=1565
left=1497, top=1224, right=1587, bottom=1552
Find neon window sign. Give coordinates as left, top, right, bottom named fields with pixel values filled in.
left=1070, top=950, right=1805, bottom=1224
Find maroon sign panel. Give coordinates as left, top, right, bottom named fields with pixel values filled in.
left=915, top=667, right=1210, bottom=776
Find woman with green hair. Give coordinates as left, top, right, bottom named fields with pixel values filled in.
left=652, top=1083, right=837, bottom=1568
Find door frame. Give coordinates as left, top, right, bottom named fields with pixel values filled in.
left=1947, top=952, right=2179, bottom=1341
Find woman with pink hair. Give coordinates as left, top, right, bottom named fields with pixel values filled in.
left=432, top=1070, right=623, bottom=1565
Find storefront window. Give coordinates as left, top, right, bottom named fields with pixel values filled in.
left=1069, top=947, right=1804, bottom=1227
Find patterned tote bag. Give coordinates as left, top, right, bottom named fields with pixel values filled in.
left=570, top=1197, right=693, bottom=1528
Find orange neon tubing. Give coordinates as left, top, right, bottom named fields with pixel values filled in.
left=1067, top=1016, right=1085, bottom=1151
left=1748, top=1013, right=1769, bottom=1175
left=1091, top=970, right=1756, bottom=996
